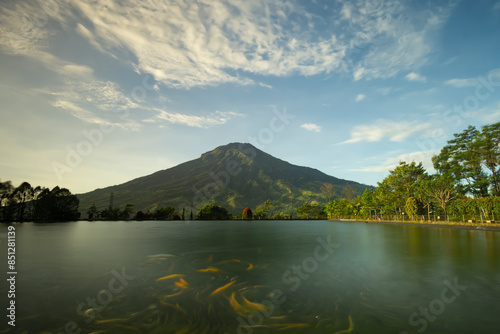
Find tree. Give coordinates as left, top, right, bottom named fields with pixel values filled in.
left=405, top=197, right=421, bottom=220
left=120, top=203, right=135, bottom=220
left=242, top=207, right=253, bottom=220
left=375, top=161, right=428, bottom=214
left=34, top=186, right=80, bottom=221
left=421, top=174, right=459, bottom=219
left=297, top=201, right=325, bottom=219
left=432, top=125, right=488, bottom=197
left=197, top=205, right=232, bottom=220
left=359, top=189, right=378, bottom=217
left=87, top=204, right=99, bottom=220
left=254, top=199, right=271, bottom=219
left=0, top=181, right=14, bottom=207
left=12, top=182, right=34, bottom=220
left=476, top=122, right=500, bottom=196
left=152, top=206, right=176, bottom=220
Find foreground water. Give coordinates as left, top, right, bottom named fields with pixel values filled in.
left=1, top=220, right=499, bottom=333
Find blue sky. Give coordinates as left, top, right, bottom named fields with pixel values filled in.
left=1, top=0, right=500, bottom=194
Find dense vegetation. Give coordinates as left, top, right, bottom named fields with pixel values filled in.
left=323, top=122, right=500, bottom=222
left=0, top=181, right=80, bottom=221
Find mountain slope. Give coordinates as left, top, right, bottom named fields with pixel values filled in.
left=77, top=143, right=373, bottom=215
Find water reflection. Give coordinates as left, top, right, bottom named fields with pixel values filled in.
left=1, top=221, right=498, bottom=333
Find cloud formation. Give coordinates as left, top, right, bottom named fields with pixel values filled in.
left=405, top=72, right=427, bottom=82
left=350, top=149, right=439, bottom=173
left=340, top=120, right=432, bottom=144
left=152, top=110, right=244, bottom=128
left=0, top=0, right=454, bottom=90
left=301, top=123, right=322, bottom=132
left=355, top=94, right=366, bottom=102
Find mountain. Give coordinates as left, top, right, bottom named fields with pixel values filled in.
left=77, top=142, right=373, bottom=216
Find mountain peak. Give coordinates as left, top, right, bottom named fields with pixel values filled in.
left=201, top=142, right=260, bottom=159
left=77, top=142, right=373, bottom=215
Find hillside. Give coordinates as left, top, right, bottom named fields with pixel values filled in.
left=77, top=142, right=373, bottom=216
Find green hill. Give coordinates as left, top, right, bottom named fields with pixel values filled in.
left=77, top=142, right=373, bottom=216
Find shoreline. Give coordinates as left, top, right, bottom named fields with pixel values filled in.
left=338, top=219, right=500, bottom=232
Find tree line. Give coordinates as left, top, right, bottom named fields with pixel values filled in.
left=322, top=122, right=500, bottom=222
left=0, top=181, right=80, bottom=221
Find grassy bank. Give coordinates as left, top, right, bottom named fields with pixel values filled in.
left=338, top=218, right=500, bottom=231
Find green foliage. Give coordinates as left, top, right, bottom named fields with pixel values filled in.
left=405, top=197, right=420, bottom=219
left=297, top=201, right=326, bottom=219
left=254, top=199, right=271, bottom=219
left=152, top=206, right=177, bottom=220
left=420, top=174, right=458, bottom=217
left=375, top=161, right=428, bottom=214
left=450, top=197, right=500, bottom=220
left=242, top=207, right=253, bottom=220
left=197, top=205, right=232, bottom=220
left=324, top=199, right=355, bottom=219
left=433, top=123, right=500, bottom=197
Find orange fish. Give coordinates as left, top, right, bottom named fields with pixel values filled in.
left=210, top=280, right=236, bottom=296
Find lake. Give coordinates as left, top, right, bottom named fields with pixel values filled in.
left=1, top=220, right=499, bottom=333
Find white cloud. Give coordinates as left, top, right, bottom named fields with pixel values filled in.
left=344, top=0, right=453, bottom=81
left=405, top=72, right=427, bottom=82
left=355, top=94, right=366, bottom=102
left=51, top=99, right=141, bottom=131
left=445, top=78, right=478, bottom=88
left=153, top=110, right=243, bottom=128
left=301, top=123, right=322, bottom=132
left=469, top=106, right=500, bottom=123
left=55, top=0, right=347, bottom=89
left=0, top=0, right=455, bottom=90
left=350, top=149, right=439, bottom=172
left=340, top=120, right=432, bottom=144
left=444, top=68, right=500, bottom=89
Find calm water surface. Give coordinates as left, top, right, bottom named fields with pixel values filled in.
left=1, top=220, right=499, bottom=333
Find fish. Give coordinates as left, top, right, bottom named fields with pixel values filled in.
left=95, top=318, right=129, bottom=324
left=161, top=290, right=184, bottom=299
left=197, top=267, right=220, bottom=273
left=159, top=300, right=176, bottom=307
left=84, top=308, right=96, bottom=318
left=246, top=263, right=253, bottom=270
left=174, top=277, right=189, bottom=289
left=333, top=314, right=354, bottom=334
left=240, top=295, right=270, bottom=312
left=155, top=274, right=185, bottom=282
left=228, top=292, right=249, bottom=315
left=272, top=323, right=309, bottom=330
left=210, top=280, right=236, bottom=296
